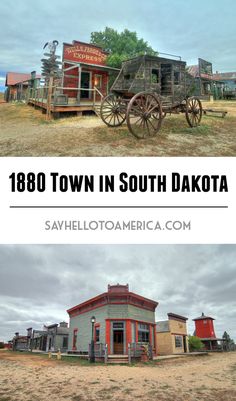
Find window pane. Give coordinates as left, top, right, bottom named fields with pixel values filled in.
left=95, top=328, right=100, bottom=343
left=152, top=69, right=159, bottom=83
left=138, top=330, right=149, bottom=343
left=113, top=322, right=124, bottom=329
left=63, top=336, right=68, bottom=348
left=94, top=74, right=102, bottom=89
left=175, top=335, right=183, bottom=348
left=138, top=323, right=149, bottom=331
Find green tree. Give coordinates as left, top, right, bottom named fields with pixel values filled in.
left=188, top=336, right=204, bottom=352
left=90, top=27, right=157, bottom=68
left=222, top=331, right=235, bottom=350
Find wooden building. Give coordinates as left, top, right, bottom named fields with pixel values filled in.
left=5, top=71, right=41, bottom=102
left=187, top=58, right=223, bottom=99
left=12, top=332, right=29, bottom=351
left=213, top=72, right=236, bottom=99
left=62, top=40, right=118, bottom=103
left=29, top=322, right=69, bottom=352
left=193, top=312, right=225, bottom=350
left=28, top=40, right=119, bottom=117
left=67, top=284, right=158, bottom=359
left=156, top=313, right=189, bottom=355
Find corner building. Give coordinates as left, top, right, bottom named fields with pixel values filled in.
left=67, top=284, right=158, bottom=355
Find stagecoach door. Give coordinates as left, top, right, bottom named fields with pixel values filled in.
left=81, top=72, right=91, bottom=99
left=161, top=64, right=173, bottom=96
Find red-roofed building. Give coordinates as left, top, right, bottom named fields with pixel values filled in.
left=187, top=59, right=224, bottom=99
left=5, top=71, right=41, bottom=101
left=67, top=284, right=158, bottom=361
left=193, top=312, right=226, bottom=350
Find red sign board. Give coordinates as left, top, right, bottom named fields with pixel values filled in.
left=63, top=41, right=108, bottom=66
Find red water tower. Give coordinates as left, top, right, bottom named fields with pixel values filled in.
left=193, top=312, right=216, bottom=338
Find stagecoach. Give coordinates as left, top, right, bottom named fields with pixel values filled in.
left=100, top=54, right=202, bottom=138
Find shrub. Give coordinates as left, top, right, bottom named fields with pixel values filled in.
left=188, top=336, right=204, bottom=352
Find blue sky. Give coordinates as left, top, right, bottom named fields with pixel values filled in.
left=0, top=0, right=235, bottom=91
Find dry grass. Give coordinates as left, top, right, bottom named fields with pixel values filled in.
left=0, top=351, right=236, bottom=401
left=0, top=100, right=236, bottom=156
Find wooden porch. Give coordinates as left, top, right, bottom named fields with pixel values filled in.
left=27, top=85, right=104, bottom=118
left=28, top=97, right=102, bottom=115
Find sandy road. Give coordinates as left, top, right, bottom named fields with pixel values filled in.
left=0, top=351, right=235, bottom=401
left=0, top=101, right=236, bottom=156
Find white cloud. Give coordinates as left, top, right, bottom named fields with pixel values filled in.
left=0, top=0, right=235, bottom=74
left=0, top=245, right=235, bottom=342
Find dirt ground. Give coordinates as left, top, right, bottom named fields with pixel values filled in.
left=0, top=351, right=235, bottom=401
left=0, top=100, right=236, bottom=156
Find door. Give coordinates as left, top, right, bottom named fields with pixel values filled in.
left=161, top=64, right=173, bottom=95
left=42, top=336, right=47, bottom=351
left=81, top=72, right=91, bottom=99
left=183, top=336, right=187, bottom=353
left=113, top=330, right=124, bottom=354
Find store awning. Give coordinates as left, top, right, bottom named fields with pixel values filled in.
left=63, top=59, right=120, bottom=72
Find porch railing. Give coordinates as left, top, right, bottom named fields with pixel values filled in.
left=27, top=85, right=104, bottom=108
left=87, top=342, right=153, bottom=364
left=88, top=342, right=106, bottom=359
left=128, top=342, right=153, bottom=362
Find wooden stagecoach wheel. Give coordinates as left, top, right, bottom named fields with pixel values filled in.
left=126, top=92, right=163, bottom=139
left=100, top=94, right=126, bottom=127
left=185, top=97, right=202, bottom=127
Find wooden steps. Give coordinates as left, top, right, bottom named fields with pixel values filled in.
left=107, top=354, right=129, bottom=364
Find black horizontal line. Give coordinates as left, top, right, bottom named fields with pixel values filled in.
left=10, top=205, right=228, bottom=209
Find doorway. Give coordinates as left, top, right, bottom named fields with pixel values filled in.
left=81, top=72, right=91, bottom=99
left=113, top=330, right=124, bottom=354
left=161, top=64, right=172, bottom=95
left=183, top=336, right=187, bottom=353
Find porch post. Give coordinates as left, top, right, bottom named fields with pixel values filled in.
left=128, top=343, right=131, bottom=365
left=77, top=65, right=81, bottom=105
left=105, top=320, right=111, bottom=355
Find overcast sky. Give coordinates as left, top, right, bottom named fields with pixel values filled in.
left=0, top=0, right=236, bottom=89
left=0, top=244, right=235, bottom=342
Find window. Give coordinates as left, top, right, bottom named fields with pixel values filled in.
left=94, top=74, right=102, bottom=89
left=62, top=336, right=68, bottom=349
left=151, top=69, right=159, bottom=84
left=175, top=335, right=183, bottom=348
left=95, top=324, right=100, bottom=343
left=136, top=71, right=144, bottom=79
left=138, top=323, right=150, bottom=343
left=174, top=71, right=180, bottom=85
left=73, top=329, right=78, bottom=350
left=113, top=322, right=124, bottom=329
left=124, top=74, right=131, bottom=80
